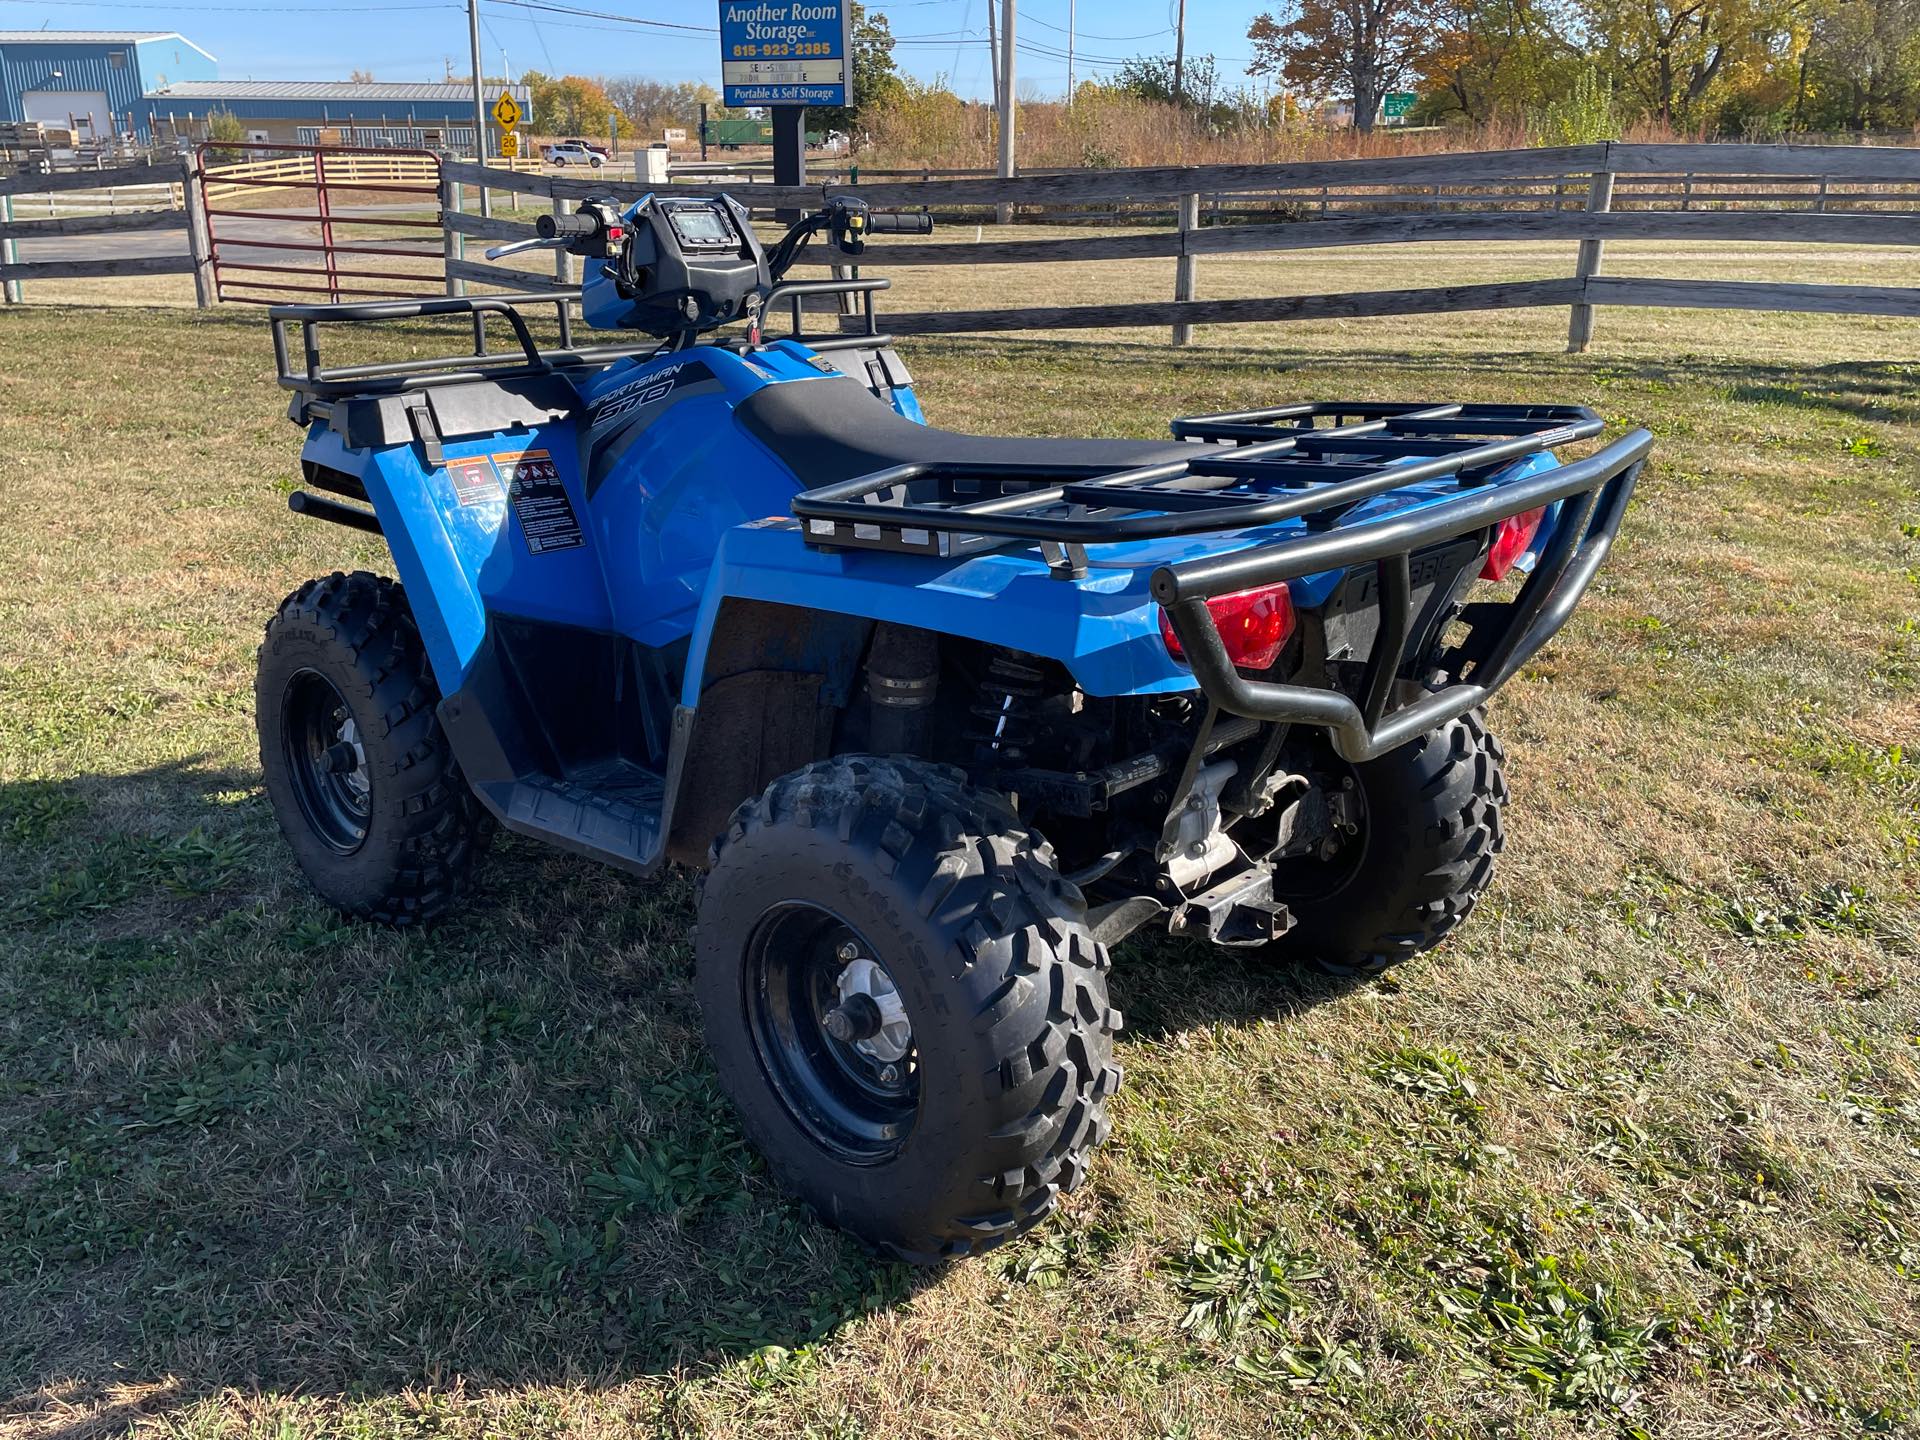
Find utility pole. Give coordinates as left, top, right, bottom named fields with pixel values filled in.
left=468, top=0, right=490, bottom=217
left=1067, top=0, right=1075, bottom=103
left=996, top=0, right=1015, bottom=221
left=1172, top=0, right=1186, bottom=107
left=986, top=0, right=1000, bottom=118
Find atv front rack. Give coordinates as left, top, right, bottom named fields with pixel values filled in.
left=790, top=402, right=1652, bottom=762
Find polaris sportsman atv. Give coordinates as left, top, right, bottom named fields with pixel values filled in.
left=257, top=191, right=1652, bottom=1261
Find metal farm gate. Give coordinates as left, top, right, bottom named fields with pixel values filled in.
left=195, top=141, right=445, bottom=304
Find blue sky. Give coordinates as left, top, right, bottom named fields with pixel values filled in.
left=1, top=2, right=1267, bottom=100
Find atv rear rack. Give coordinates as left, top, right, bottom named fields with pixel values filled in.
left=789, top=402, right=1653, bottom=762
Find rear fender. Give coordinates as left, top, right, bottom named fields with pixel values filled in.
left=680, top=520, right=1200, bottom=710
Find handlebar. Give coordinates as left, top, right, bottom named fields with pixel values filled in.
left=867, top=211, right=933, bottom=236
left=537, top=211, right=600, bottom=239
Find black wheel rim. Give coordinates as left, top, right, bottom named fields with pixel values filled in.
left=282, top=669, right=371, bottom=854
left=743, top=903, right=919, bottom=1165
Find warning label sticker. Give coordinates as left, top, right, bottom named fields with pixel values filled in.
left=447, top=455, right=505, bottom=507
left=495, top=449, right=584, bottom=554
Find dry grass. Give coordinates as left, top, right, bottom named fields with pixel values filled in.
left=0, top=263, right=1917, bottom=1440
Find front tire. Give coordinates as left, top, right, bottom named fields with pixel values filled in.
left=256, top=571, right=491, bottom=926
left=1271, top=708, right=1508, bottom=975
left=696, top=757, right=1122, bottom=1263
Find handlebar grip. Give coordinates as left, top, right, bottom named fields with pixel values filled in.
left=536, top=211, right=600, bottom=239
left=867, top=211, right=934, bottom=235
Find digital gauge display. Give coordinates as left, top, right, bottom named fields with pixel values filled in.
left=667, top=205, right=735, bottom=249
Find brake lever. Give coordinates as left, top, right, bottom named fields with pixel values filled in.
left=484, top=236, right=563, bottom=261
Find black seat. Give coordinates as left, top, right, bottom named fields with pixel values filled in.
left=737, top=372, right=1199, bottom=489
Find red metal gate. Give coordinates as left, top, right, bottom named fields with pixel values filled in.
left=196, top=141, right=445, bottom=304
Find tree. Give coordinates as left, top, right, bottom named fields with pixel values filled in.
left=601, top=78, right=731, bottom=138
left=809, top=1, right=904, bottom=134
left=349, top=68, right=375, bottom=84
left=1416, top=0, right=1575, bottom=123
left=1794, top=0, right=1920, bottom=129
left=522, top=72, right=631, bottom=139
left=1574, top=0, right=1795, bottom=125
left=1114, top=51, right=1221, bottom=106
left=205, top=107, right=246, bottom=143
left=1248, top=0, right=1437, bottom=131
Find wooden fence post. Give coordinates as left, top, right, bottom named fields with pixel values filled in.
left=1566, top=168, right=1614, bottom=354
left=443, top=172, right=464, bottom=297
left=1, top=193, right=20, bottom=304
left=1173, top=190, right=1200, bottom=347
left=552, top=193, right=575, bottom=288
left=181, top=153, right=215, bottom=308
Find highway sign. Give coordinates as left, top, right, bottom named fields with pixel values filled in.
left=492, top=91, right=523, bottom=129
left=498, top=129, right=521, bottom=158
left=719, top=0, right=853, bottom=108
left=1382, top=92, right=1416, bottom=120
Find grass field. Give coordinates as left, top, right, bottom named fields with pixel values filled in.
left=1, top=267, right=1918, bottom=1439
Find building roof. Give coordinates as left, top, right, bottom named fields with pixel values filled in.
left=0, top=29, right=179, bottom=42
left=144, top=81, right=530, bottom=104
left=0, top=31, right=218, bottom=62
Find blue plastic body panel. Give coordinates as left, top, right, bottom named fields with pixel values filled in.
left=300, top=337, right=1560, bottom=707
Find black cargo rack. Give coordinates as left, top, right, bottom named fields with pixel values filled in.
left=269, top=279, right=891, bottom=401
left=791, top=402, right=1605, bottom=561
left=790, top=400, right=1653, bottom=762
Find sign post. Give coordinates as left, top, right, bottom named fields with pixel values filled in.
left=493, top=90, right=522, bottom=165
left=719, top=1, right=854, bottom=217
left=1382, top=92, right=1416, bottom=124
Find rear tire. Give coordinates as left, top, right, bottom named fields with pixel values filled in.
left=256, top=571, right=491, bottom=926
left=696, top=756, right=1122, bottom=1263
left=1271, top=708, right=1508, bottom=975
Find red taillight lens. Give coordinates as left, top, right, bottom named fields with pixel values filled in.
left=1160, top=584, right=1296, bottom=670
left=1480, top=506, right=1546, bottom=581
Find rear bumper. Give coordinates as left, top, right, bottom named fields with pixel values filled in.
left=1155, top=428, right=1652, bottom=761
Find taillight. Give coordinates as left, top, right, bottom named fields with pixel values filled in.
left=1480, top=506, right=1546, bottom=581
left=1160, top=584, right=1296, bottom=670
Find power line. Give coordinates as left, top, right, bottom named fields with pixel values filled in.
left=484, top=0, right=714, bottom=32
left=1019, top=10, right=1168, bottom=42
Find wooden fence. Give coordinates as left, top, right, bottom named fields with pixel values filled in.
left=12, top=142, right=1920, bottom=350
left=0, top=156, right=205, bottom=304
left=442, top=141, right=1920, bottom=351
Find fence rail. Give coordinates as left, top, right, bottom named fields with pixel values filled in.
left=14, top=142, right=1920, bottom=351
left=436, top=142, right=1920, bottom=350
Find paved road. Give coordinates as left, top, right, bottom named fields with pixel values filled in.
left=12, top=202, right=442, bottom=281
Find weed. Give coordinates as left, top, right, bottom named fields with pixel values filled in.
left=1436, top=1254, right=1664, bottom=1411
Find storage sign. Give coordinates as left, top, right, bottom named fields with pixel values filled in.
left=719, top=1, right=853, bottom=107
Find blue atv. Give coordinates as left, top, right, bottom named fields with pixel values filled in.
left=257, top=192, right=1652, bottom=1260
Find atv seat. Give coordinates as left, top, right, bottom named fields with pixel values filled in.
left=738, top=372, right=1204, bottom=489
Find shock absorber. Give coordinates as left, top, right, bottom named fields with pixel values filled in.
left=968, top=651, right=1048, bottom=764
left=865, top=624, right=939, bottom=756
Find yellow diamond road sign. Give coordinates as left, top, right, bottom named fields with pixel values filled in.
left=492, top=91, right=522, bottom=129
left=498, top=130, right=520, bottom=158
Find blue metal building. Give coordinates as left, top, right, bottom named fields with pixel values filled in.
left=0, top=32, right=525, bottom=149
left=140, top=81, right=532, bottom=150
left=0, top=30, right=216, bottom=139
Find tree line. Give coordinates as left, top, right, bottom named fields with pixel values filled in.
left=505, top=0, right=1920, bottom=152
left=1247, top=0, right=1920, bottom=135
